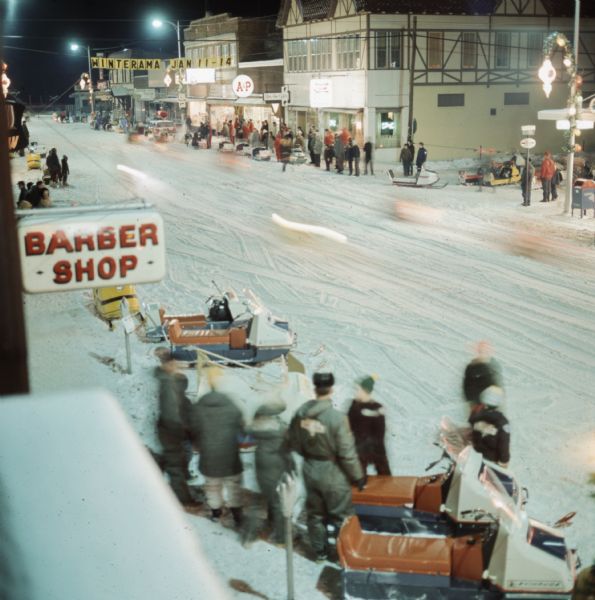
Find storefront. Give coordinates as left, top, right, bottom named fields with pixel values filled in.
left=286, top=107, right=365, bottom=145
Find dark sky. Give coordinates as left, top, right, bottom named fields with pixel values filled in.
left=1, top=0, right=281, bottom=103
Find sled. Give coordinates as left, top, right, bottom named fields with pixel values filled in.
left=387, top=167, right=446, bottom=188
left=27, top=153, right=42, bottom=170
left=144, top=288, right=295, bottom=365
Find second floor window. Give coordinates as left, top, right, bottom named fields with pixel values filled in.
left=494, top=31, right=511, bottom=68
left=311, top=37, right=332, bottom=71
left=375, top=31, right=401, bottom=69
left=337, top=34, right=360, bottom=70
left=461, top=32, right=477, bottom=69
left=427, top=32, right=444, bottom=69
left=527, top=32, right=543, bottom=67
left=287, top=39, right=308, bottom=72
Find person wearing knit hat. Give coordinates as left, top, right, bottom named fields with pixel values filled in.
left=347, top=374, right=391, bottom=476
left=468, top=385, right=510, bottom=467
left=462, top=340, right=504, bottom=411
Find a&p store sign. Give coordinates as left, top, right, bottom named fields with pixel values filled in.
left=18, top=209, right=166, bottom=293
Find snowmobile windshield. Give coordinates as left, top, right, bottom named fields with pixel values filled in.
left=480, top=463, right=519, bottom=508
left=527, top=525, right=567, bottom=560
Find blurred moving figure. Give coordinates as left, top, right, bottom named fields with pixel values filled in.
left=189, top=366, right=244, bottom=526
left=241, top=401, right=295, bottom=546
left=347, top=375, right=391, bottom=476
left=462, top=340, right=504, bottom=413
left=289, top=372, right=364, bottom=562
left=154, top=354, right=196, bottom=506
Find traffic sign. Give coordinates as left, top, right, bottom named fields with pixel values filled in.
left=520, top=137, right=536, bottom=149
left=281, top=85, right=291, bottom=107
left=264, top=92, right=283, bottom=102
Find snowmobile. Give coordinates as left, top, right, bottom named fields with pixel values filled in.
left=460, top=160, right=521, bottom=187
left=387, top=167, right=445, bottom=188
left=144, top=287, right=295, bottom=365
left=338, top=503, right=577, bottom=600
left=289, top=148, right=308, bottom=165
left=93, top=285, right=143, bottom=330
left=352, top=443, right=525, bottom=537
left=252, top=146, right=272, bottom=161
left=338, top=426, right=579, bottom=599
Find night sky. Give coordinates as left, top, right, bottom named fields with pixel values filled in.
left=1, top=0, right=281, bottom=104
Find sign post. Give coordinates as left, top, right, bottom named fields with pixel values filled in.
left=520, top=125, right=536, bottom=206
left=120, top=297, right=135, bottom=375
left=277, top=474, right=297, bottom=600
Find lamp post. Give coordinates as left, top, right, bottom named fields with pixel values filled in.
left=70, top=43, right=94, bottom=115
left=538, top=2, right=582, bottom=215
left=152, top=18, right=185, bottom=123
left=521, top=125, right=536, bottom=206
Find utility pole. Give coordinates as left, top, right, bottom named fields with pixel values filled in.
left=0, top=84, right=29, bottom=395
left=407, top=16, right=417, bottom=143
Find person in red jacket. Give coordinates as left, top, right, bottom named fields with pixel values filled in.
left=540, top=151, right=556, bottom=202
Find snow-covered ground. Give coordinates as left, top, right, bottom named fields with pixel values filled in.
left=10, top=116, right=595, bottom=599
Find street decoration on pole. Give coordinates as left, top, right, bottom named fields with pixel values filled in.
left=538, top=26, right=586, bottom=215
left=277, top=474, right=297, bottom=600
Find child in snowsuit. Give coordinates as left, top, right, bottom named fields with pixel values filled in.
left=347, top=375, right=391, bottom=475
left=61, top=156, right=70, bottom=186
left=242, top=401, right=295, bottom=546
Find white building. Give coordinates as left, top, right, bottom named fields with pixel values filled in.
left=278, top=0, right=595, bottom=159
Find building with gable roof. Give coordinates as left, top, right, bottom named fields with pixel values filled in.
left=277, top=0, right=594, bottom=159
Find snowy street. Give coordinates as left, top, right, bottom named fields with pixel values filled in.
left=12, top=116, right=595, bottom=599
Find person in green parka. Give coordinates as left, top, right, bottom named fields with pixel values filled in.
left=289, top=372, right=365, bottom=562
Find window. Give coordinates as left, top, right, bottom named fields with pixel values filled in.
left=504, top=92, right=530, bottom=105
left=427, top=32, right=444, bottom=69
left=337, top=35, right=360, bottom=70
left=494, top=32, right=511, bottom=68
left=311, top=37, right=332, bottom=71
left=437, top=93, right=465, bottom=107
left=527, top=32, right=543, bottom=67
left=287, top=39, right=308, bottom=72
left=461, top=32, right=477, bottom=69
left=375, top=31, right=402, bottom=69
left=380, top=112, right=395, bottom=136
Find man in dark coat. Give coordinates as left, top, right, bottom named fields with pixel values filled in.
left=520, top=158, right=534, bottom=206
left=154, top=355, right=195, bottom=505
left=45, top=148, right=61, bottom=185
left=333, top=134, right=345, bottom=174
left=348, top=375, right=391, bottom=476
left=463, top=340, right=503, bottom=410
left=468, top=386, right=510, bottom=466
left=289, top=372, right=365, bottom=561
left=363, top=139, right=374, bottom=175
left=415, top=142, right=428, bottom=177
left=400, top=144, right=412, bottom=176
left=189, top=366, right=244, bottom=525
left=242, top=401, right=294, bottom=546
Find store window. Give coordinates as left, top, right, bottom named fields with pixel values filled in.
left=337, top=35, right=360, bottom=70
left=461, top=32, right=477, bottom=69
left=375, top=110, right=399, bottom=148
left=427, top=32, right=444, bottom=69
left=380, top=112, right=395, bottom=136
left=374, top=31, right=401, bottom=69
left=494, top=32, right=511, bottom=68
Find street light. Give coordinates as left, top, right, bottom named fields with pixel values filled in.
left=151, top=18, right=181, bottom=59
left=151, top=17, right=185, bottom=122
left=70, top=42, right=94, bottom=114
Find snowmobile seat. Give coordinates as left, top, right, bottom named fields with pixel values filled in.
left=160, top=308, right=207, bottom=328
left=414, top=473, right=446, bottom=513
left=338, top=515, right=452, bottom=575
left=167, top=320, right=230, bottom=345
left=352, top=476, right=417, bottom=507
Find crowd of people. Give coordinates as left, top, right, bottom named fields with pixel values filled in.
left=153, top=338, right=509, bottom=563
left=14, top=147, right=70, bottom=209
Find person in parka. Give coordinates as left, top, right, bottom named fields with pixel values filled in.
left=333, top=135, right=345, bottom=174
left=311, top=130, right=323, bottom=167
left=242, top=401, right=295, bottom=546
left=289, top=372, right=365, bottom=561
left=189, top=366, right=245, bottom=525
left=468, top=385, right=510, bottom=466
left=45, top=148, right=61, bottom=186
left=347, top=375, right=391, bottom=475
left=154, top=354, right=195, bottom=505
